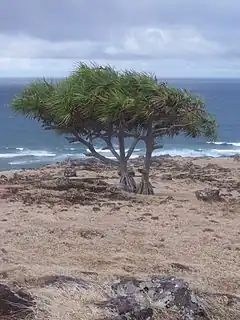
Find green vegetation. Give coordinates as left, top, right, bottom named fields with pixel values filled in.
left=11, top=62, right=217, bottom=194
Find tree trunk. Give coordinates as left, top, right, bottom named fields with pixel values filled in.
left=136, top=119, right=154, bottom=195
left=85, top=145, right=118, bottom=166
left=118, top=124, right=136, bottom=192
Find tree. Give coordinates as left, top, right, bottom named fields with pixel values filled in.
left=49, top=64, right=154, bottom=192
left=11, top=63, right=217, bottom=195
left=134, top=85, right=217, bottom=194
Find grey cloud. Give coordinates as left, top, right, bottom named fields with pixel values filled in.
left=0, top=0, right=239, bottom=68
left=0, top=0, right=239, bottom=43
left=0, top=28, right=227, bottom=61
left=0, top=0, right=122, bottom=41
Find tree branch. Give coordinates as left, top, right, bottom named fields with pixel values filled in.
left=152, top=123, right=193, bottom=135
left=101, top=136, right=120, bottom=160
left=65, top=136, right=80, bottom=143
left=125, top=137, right=140, bottom=160
left=124, top=131, right=146, bottom=140
left=152, top=127, right=170, bottom=135
left=71, top=133, right=118, bottom=166
left=153, top=143, right=164, bottom=150
left=84, top=127, right=120, bottom=161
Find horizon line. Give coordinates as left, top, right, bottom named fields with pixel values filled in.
left=1, top=76, right=240, bottom=80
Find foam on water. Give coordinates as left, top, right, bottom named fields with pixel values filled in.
left=154, top=148, right=240, bottom=158
left=9, top=159, right=43, bottom=165
left=0, top=149, right=56, bottom=158
left=2, top=144, right=240, bottom=169
left=8, top=152, right=86, bottom=165
left=207, top=141, right=240, bottom=147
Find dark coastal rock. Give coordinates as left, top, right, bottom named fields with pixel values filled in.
left=174, top=172, right=189, bottom=179
left=101, top=276, right=210, bottom=320
left=232, top=154, right=240, bottom=161
left=203, top=163, right=230, bottom=172
left=4, top=174, right=136, bottom=206
left=160, top=173, right=173, bottom=180
left=0, top=175, right=8, bottom=184
left=64, top=158, right=112, bottom=171
left=0, top=283, right=34, bottom=318
left=195, top=188, right=223, bottom=202
left=64, top=167, right=77, bottom=177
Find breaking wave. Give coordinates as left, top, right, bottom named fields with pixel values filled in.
left=206, top=141, right=240, bottom=147
left=1, top=144, right=240, bottom=169
left=0, top=149, right=56, bottom=159
left=153, top=148, right=240, bottom=158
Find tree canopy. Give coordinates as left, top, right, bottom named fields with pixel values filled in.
left=11, top=62, right=217, bottom=194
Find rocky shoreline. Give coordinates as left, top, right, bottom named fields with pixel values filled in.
left=1, top=155, right=239, bottom=206
left=0, top=155, right=239, bottom=319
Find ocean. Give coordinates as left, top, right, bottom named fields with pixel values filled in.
left=0, top=78, right=239, bottom=171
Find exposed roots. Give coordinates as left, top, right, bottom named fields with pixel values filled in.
left=136, top=168, right=154, bottom=195
left=119, top=174, right=137, bottom=193
left=136, top=179, right=154, bottom=195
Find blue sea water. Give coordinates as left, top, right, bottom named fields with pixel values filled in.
left=0, top=77, right=239, bottom=171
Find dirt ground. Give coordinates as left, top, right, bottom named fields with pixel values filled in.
left=0, top=156, right=239, bottom=319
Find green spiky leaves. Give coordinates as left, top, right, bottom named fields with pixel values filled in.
left=11, top=61, right=217, bottom=148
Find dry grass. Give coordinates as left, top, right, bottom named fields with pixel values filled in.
left=32, top=284, right=107, bottom=320
left=0, top=156, right=239, bottom=319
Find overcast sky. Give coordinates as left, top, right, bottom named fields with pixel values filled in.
left=0, top=0, right=239, bottom=77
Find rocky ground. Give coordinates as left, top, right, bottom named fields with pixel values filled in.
left=0, top=156, right=239, bottom=319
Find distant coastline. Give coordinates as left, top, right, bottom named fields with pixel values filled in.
left=1, top=154, right=240, bottom=173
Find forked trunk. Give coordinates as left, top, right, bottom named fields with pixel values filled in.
left=118, top=124, right=136, bottom=192
left=69, top=133, right=118, bottom=167
left=136, top=119, right=154, bottom=195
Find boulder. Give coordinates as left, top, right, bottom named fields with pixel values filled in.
left=101, top=276, right=210, bottom=320
left=232, top=154, right=240, bottom=161
left=0, top=175, right=8, bottom=184
left=195, top=188, right=223, bottom=202
left=0, top=283, right=34, bottom=318
left=161, top=173, right=173, bottom=180
left=64, top=167, right=77, bottom=177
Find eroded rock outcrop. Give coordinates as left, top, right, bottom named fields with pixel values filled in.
left=0, top=283, right=34, bottom=319
left=195, top=188, right=223, bottom=202
left=64, top=166, right=77, bottom=177
left=101, top=276, right=210, bottom=320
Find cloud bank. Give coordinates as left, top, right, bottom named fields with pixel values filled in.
left=0, top=0, right=239, bottom=77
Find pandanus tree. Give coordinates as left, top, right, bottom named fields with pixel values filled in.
left=133, top=85, right=217, bottom=194
left=50, top=64, right=155, bottom=192
left=11, top=62, right=217, bottom=195
left=110, top=74, right=217, bottom=195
